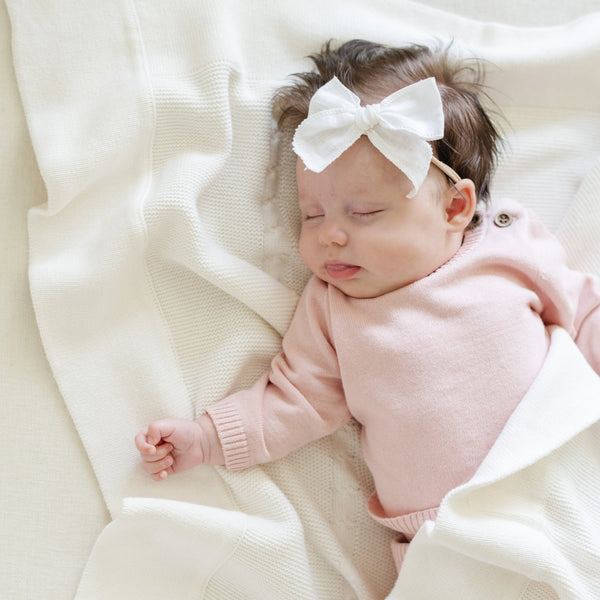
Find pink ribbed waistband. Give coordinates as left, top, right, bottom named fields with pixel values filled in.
left=367, top=493, right=438, bottom=535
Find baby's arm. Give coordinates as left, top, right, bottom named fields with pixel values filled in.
left=135, top=414, right=224, bottom=481
left=136, top=277, right=346, bottom=478
left=525, top=206, right=600, bottom=374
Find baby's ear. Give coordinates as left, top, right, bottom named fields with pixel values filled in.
left=445, top=179, right=477, bottom=231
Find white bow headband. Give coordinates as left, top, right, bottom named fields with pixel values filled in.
left=292, top=76, right=460, bottom=198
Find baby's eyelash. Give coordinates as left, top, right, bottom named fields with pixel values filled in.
left=353, top=210, right=383, bottom=218
left=301, top=209, right=383, bottom=221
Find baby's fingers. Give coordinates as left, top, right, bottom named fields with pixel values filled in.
left=151, top=468, right=173, bottom=482
left=146, top=420, right=176, bottom=446
left=134, top=429, right=156, bottom=455
left=147, top=442, right=173, bottom=462
left=141, top=452, right=174, bottom=478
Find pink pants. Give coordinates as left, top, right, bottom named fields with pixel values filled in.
left=368, top=494, right=439, bottom=571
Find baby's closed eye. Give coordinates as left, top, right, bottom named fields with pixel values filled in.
left=352, top=209, right=383, bottom=217
left=302, top=212, right=325, bottom=221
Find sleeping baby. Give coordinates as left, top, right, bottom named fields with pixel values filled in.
left=136, top=39, right=600, bottom=570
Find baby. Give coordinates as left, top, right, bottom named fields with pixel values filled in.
left=136, top=40, right=600, bottom=569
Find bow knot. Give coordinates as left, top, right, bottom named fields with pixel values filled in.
left=355, top=104, right=381, bottom=133
left=292, top=76, right=445, bottom=198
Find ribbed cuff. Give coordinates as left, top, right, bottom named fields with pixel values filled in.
left=367, top=492, right=438, bottom=535
left=206, top=400, right=251, bottom=471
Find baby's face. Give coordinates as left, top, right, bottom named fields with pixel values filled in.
left=297, top=136, right=459, bottom=298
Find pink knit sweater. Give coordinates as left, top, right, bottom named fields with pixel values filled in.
left=207, top=199, right=600, bottom=524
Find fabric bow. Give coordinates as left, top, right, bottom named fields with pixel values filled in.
left=293, top=76, right=445, bottom=198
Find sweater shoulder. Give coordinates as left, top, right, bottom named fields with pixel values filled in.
left=476, top=198, right=555, bottom=255
left=481, top=198, right=548, bottom=233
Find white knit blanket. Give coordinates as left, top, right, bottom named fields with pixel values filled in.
left=8, top=1, right=600, bottom=598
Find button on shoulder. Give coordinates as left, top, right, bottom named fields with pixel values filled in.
left=493, top=212, right=513, bottom=228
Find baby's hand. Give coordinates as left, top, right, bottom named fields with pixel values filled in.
left=135, top=418, right=208, bottom=481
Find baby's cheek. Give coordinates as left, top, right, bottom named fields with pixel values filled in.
left=298, top=233, right=315, bottom=268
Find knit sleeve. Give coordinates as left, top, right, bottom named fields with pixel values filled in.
left=207, top=276, right=351, bottom=470
left=525, top=207, right=600, bottom=375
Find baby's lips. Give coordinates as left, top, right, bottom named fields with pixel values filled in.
left=325, top=261, right=361, bottom=280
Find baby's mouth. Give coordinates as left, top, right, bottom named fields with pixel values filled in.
left=324, top=261, right=361, bottom=280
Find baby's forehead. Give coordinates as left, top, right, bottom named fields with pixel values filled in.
left=296, top=139, right=413, bottom=198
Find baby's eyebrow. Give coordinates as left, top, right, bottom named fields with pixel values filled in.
left=298, top=200, right=325, bottom=213
left=345, top=196, right=386, bottom=208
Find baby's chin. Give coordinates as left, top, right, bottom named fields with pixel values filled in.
left=318, top=275, right=398, bottom=299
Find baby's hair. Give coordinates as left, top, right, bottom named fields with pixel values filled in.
left=274, top=39, right=503, bottom=203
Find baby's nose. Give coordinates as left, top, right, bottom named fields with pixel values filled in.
left=319, top=220, right=349, bottom=246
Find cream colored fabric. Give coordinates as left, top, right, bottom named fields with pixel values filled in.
left=4, top=0, right=600, bottom=598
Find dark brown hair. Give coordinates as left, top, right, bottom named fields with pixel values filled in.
left=274, top=39, right=503, bottom=203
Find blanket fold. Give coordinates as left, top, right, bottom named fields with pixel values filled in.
left=76, top=497, right=319, bottom=600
